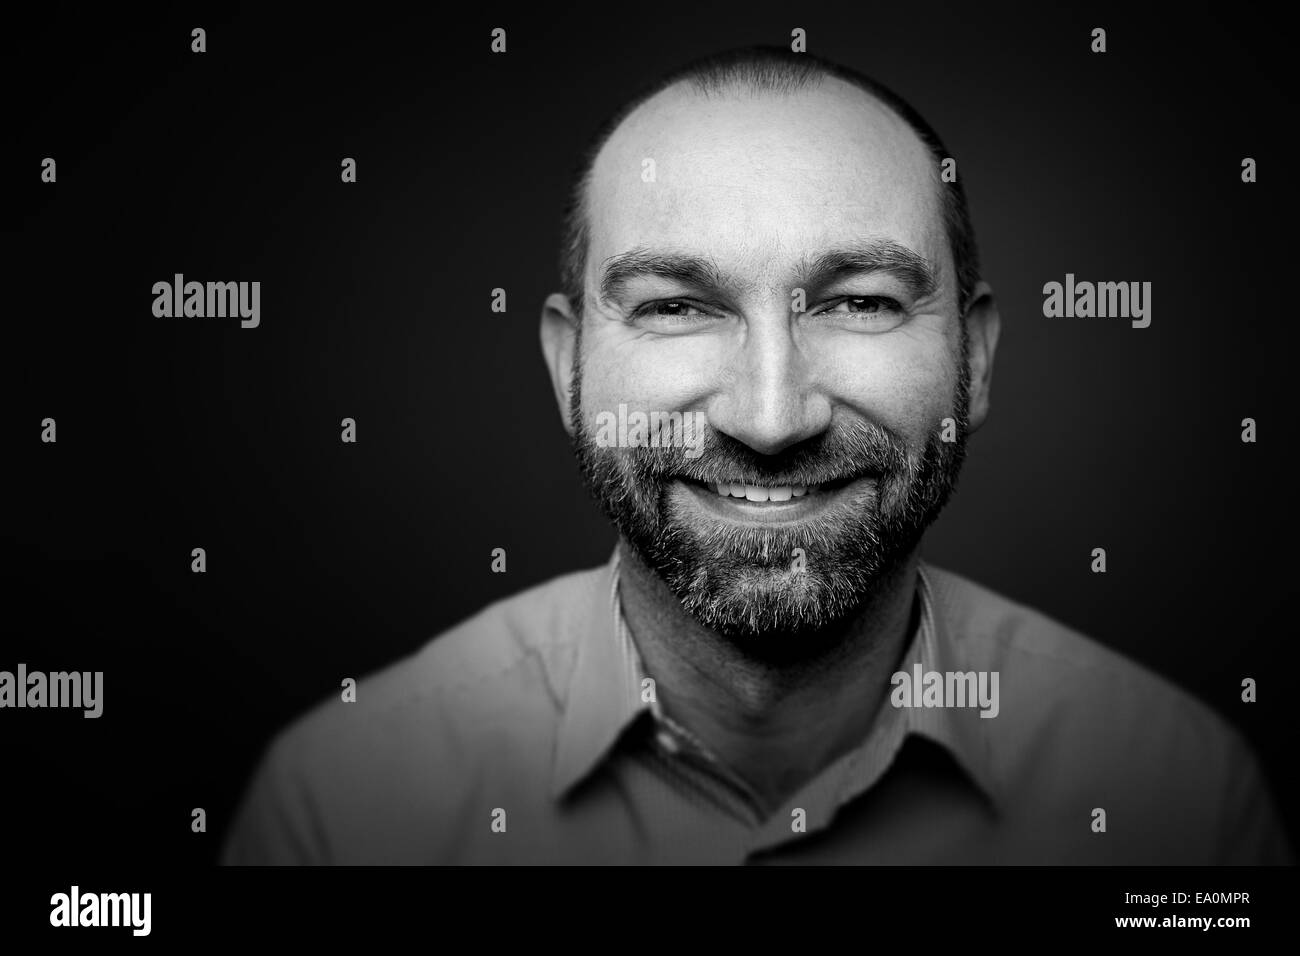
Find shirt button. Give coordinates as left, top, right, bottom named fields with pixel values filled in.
left=655, top=729, right=680, bottom=754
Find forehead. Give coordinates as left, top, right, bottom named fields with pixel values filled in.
left=586, top=77, right=946, bottom=283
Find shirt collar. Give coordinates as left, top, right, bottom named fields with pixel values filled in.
left=550, top=549, right=647, bottom=798
left=903, top=565, right=1003, bottom=810
left=551, top=548, right=1002, bottom=811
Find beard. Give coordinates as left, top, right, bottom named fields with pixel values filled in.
left=569, top=329, right=972, bottom=647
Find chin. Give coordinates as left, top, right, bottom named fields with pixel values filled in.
left=677, top=570, right=866, bottom=645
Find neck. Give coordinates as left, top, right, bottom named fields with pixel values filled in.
left=616, top=541, right=922, bottom=818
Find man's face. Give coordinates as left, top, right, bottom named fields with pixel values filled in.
left=562, top=79, right=976, bottom=644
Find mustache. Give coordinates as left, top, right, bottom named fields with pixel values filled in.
left=620, top=418, right=914, bottom=488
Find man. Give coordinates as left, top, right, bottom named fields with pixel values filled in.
left=223, top=47, right=1291, bottom=864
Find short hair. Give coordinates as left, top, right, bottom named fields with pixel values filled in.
left=558, top=45, right=981, bottom=319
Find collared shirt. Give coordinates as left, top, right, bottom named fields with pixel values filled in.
left=222, top=550, right=1293, bottom=865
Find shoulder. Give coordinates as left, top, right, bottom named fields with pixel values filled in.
left=922, top=563, right=1288, bottom=862
left=285, top=562, right=606, bottom=745
left=223, top=563, right=610, bottom=864
left=924, top=561, right=1234, bottom=741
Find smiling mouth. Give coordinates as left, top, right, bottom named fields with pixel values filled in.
left=678, top=474, right=864, bottom=503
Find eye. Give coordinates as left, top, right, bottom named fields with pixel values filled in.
left=811, top=295, right=908, bottom=331
left=630, top=299, right=715, bottom=323
left=820, top=295, right=902, bottom=316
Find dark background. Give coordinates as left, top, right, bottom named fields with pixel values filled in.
left=6, top=1, right=1294, bottom=864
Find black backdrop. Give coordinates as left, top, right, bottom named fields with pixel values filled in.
left=7, top=0, right=1294, bottom=865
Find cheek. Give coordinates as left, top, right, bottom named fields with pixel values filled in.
left=580, top=319, right=961, bottom=445
left=817, top=328, right=958, bottom=441
left=579, top=334, right=717, bottom=422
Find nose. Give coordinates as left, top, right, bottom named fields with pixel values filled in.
left=705, top=311, right=832, bottom=456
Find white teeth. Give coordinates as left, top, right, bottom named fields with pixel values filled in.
left=709, top=482, right=817, bottom=500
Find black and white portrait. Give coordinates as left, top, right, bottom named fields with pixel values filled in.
left=11, top=3, right=1293, bottom=901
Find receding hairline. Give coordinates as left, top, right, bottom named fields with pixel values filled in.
left=590, top=70, right=925, bottom=190
left=629, top=68, right=910, bottom=127
left=593, top=62, right=928, bottom=188
left=560, top=48, right=980, bottom=317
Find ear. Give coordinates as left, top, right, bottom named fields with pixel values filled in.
left=540, top=292, right=580, bottom=436
left=961, top=280, right=1001, bottom=433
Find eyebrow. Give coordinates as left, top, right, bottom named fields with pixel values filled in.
left=597, top=238, right=940, bottom=307
left=796, top=239, right=939, bottom=301
left=598, top=248, right=733, bottom=306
